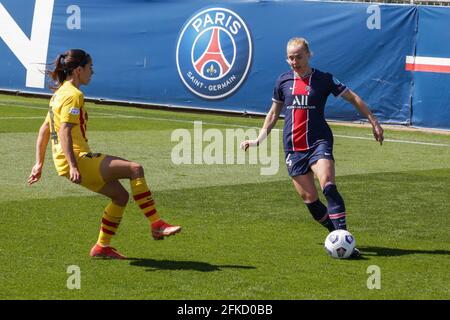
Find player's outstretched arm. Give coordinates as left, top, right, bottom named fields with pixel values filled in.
left=341, top=89, right=384, bottom=145
left=28, top=121, right=50, bottom=185
left=240, top=101, right=283, bottom=151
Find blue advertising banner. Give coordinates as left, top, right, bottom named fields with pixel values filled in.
left=407, top=6, right=450, bottom=130
left=0, top=1, right=448, bottom=130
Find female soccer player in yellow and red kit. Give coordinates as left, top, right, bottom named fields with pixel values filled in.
left=28, top=49, right=181, bottom=259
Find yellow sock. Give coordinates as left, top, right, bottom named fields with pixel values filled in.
left=130, top=177, right=160, bottom=224
left=97, top=202, right=125, bottom=246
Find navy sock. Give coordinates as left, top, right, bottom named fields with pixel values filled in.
left=305, top=199, right=335, bottom=232
left=323, top=184, right=347, bottom=230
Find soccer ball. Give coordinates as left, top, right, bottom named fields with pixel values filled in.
left=324, top=230, right=356, bottom=259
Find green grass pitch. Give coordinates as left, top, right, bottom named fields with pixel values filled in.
left=1, top=93, right=449, bottom=300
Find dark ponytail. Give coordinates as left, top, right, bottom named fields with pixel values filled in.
left=47, top=49, right=91, bottom=89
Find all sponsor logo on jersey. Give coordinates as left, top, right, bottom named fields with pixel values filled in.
left=176, top=7, right=252, bottom=99
left=287, top=95, right=316, bottom=109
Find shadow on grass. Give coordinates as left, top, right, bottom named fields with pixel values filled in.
left=127, top=258, right=257, bottom=272
left=359, top=246, right=450, bottom=257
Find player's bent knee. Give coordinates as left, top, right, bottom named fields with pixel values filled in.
left=298, top=191, right=318, bottom=203
left=129, top=162, right=144, bottom=177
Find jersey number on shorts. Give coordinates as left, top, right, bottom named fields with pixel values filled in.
left=285, top=153, right=292, bottom=167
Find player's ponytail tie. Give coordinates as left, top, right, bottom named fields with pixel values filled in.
left=58, top=54, right=68, bottom=74
left=59, top=54, right=66, bottom=66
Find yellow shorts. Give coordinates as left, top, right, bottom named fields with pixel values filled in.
left=64, top=152, right=107, bottom=192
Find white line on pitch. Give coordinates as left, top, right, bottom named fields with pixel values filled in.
left=3, top=103, right=450, bottom=147
left=334, top=134, right=450, bottom=147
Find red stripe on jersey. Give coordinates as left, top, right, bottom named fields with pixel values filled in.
left=79, top=107, right=87, bottom=141
left=292, top=109, right=308, bottom=151
left=133, top=191, right=152, bottom=201
left=291, top=75, right=311, bottom=151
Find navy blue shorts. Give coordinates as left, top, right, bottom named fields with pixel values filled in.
left=285, top=140, right=334, bottom=177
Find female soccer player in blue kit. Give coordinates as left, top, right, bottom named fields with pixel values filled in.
left=28, top=49, right=181, bottom=259
left=241, top=38, right=384, bottom=258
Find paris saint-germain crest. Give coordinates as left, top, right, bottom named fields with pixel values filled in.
left=176, top=7, right=253, bottom=99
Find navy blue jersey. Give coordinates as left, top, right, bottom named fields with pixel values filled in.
left=272, top=69, right=348, bottom=152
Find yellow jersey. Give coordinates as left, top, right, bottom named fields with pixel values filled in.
left=46, top=81, right=91, bottom=176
